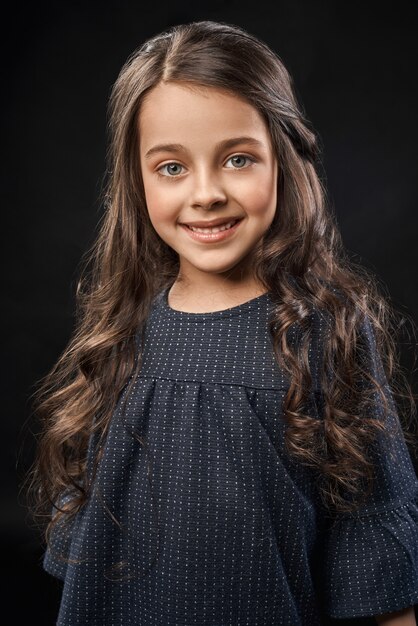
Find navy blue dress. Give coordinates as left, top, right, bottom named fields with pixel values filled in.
left=43, top=287, right=418, bottom=625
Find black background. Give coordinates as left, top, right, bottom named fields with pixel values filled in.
left=6, top=1, right=418, bottom=623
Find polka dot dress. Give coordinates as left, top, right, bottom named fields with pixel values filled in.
left=43, top=287, right=418, bottom=625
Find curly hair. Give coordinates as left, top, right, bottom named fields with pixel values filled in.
left=23, top=19, right=417, bottom=579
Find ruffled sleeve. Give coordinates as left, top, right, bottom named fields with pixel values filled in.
left=318, top=314, right=418, bottom=618
left=42, top=488, right=78, bottom=582
left=322, top=490, right=418, bottom=617
left=42, top=426, right=103, bottom=582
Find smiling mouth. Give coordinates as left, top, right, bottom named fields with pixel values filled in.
left=184, top=218, right=241, bottom=233
left=180, top=217, right=243, bottom=243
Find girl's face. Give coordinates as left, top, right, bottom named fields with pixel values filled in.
left=138, top=81, right=278, bottom=290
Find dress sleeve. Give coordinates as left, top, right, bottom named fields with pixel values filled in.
left=318, top=314, right=418, bottom=618
left=42, top=380, right=133, bottom=582
left=42, top=488, right=78, bottom=582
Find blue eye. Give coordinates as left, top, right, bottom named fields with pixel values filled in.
left=157, top=162, right=184, bottom=177
left=155, top=154, right=255, bottom=179
left=226, top=155, right=254, bottom=169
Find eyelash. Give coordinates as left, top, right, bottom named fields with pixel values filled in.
left=155, top=154, right=256, bottom=180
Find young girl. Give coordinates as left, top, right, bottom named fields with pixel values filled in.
left=27, top=20, right=418, bottom=626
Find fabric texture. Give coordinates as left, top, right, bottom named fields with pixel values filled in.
left=43, top=287, right=418, bottom=625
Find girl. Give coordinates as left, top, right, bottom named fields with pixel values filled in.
left=27, top=20, right=418, bottom=626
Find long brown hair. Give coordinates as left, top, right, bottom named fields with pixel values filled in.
left=24, top=20, right=417, bottom=573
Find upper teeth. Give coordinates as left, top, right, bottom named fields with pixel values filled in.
left=187, top=219, right=238, bottom=233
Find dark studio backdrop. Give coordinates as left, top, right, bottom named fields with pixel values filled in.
left=5, top=1, right=417, bottom=624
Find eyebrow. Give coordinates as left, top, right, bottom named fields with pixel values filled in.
left=144, top=136, right=265, bottom=160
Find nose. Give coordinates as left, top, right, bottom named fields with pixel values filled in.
left=189, top=165, right=227, bottom=209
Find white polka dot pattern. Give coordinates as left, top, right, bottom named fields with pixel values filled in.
left=43, top=287, right=418, bottom=624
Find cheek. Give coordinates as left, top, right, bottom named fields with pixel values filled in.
left=142, top=173, right=177, bottom=227
left=243, top=184, right=277, bottom=222
left=233, top=164, right=277, bottom=219
left=142, top=172, right=161, bottom=210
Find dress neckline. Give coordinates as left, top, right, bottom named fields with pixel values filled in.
left=158, top=286, right=271, bottom=321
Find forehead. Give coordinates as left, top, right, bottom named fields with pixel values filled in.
left=138, top=81, right=271, bottom=149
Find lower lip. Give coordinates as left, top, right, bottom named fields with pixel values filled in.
left=180, top=219, right=243, bottom=243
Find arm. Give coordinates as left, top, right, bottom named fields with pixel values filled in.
left=374, top=606, right=416, bottom=625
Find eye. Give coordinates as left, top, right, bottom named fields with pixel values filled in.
left=225, top=154, right=255, bottom=169
left=156, top=162, right=185, bottom=178
left=155, top=154, right=256, bottom=179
